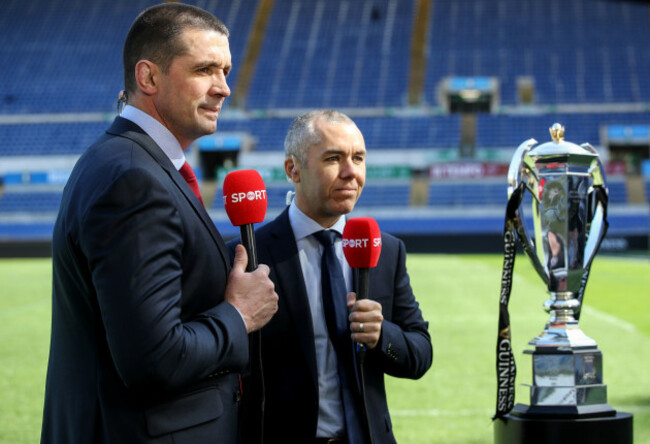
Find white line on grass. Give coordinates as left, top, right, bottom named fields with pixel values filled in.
left=0, top=300, right=48, bottom=320
left=391, top=409, right=492, bottom=417
left=392, top=405, right=650, bottom=416
left=581, top=305, right=638, bottom=333
left=618, top=405, right=650, bottom=413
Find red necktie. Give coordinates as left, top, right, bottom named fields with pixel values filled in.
left=179, top=161, right=204, bottom=206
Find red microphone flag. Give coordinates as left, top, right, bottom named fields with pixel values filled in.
left=222, top=169, right=268, bottom=226
left=342, top=217, right=382, bottom=268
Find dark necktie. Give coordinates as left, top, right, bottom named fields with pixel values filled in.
left=313, top=230, right=366, bottom=444
left=179, top=161, right=204, bottom=206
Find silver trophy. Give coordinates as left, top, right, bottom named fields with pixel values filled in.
left=507, top=123, right=614, bottom=417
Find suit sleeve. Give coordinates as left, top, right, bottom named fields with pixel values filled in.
left=79, top=168, right=248, bottom=391
left=370, top=237, right=432, bottom=379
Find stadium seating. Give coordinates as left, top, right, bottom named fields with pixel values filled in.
left=0, top=0, right=648, bottom=247
left=217, top=115, right=461, bottom=150
left=0, top=122, right=108, bottom=155
left=264, top=184, right=295, bottom=208
left=425, top=0, right=650, bottom=106
left=0, top=191, right=62, bottom=213
left=247, top=0, right=415, bottom=109
left=428, top=181, right=507, bottom=207
left=356, top=182, right=411, bottom=207
left=607, top=179, right=628, bottom=205
left=0, top=0, right=258, bottom=114
left=476, top=113, right=650, bottom=148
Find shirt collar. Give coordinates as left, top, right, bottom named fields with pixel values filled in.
left=120, top=105, right=186, bottom=170
left=288, top=200, right=346, bottom=241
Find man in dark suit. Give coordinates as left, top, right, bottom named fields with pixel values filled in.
left=41, top=4, right=278, bottom=443
left=230, top=110, right=432, bottom=443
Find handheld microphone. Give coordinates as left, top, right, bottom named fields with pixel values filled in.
left=342, top=217, right=381, bottom=433
left=223, top=169, right=267, bottom=271
left=223, top=170, right=268, bottom=432
left=342, top=217, right=382, bottom=302
left=342, top=217, right=382, bottom=356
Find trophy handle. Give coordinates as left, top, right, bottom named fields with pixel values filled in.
left=507, top=138, right=537, bottom=198
left=507, top=138, right=549, bottom=286
left=583, top=144, right=609, bottom=270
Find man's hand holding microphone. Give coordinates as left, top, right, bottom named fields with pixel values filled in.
left=343, top=217, right=383, bottom=350
left=223, top=169, right=278, bottom=333
left=225, top=245, right=277, bottom=333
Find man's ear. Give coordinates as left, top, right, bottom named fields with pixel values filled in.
left=134, top=60, right=159, bottom=96
left=285, top=157, right=300, bottom=183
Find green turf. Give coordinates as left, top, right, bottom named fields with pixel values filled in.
left=0, top=259, right=52, bottom=444
left=386, top=254, right=650, bottom=444
left=0, top=255, right=648, bottom=443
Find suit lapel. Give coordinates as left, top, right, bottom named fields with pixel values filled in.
left=266, top=209, right=318, bottom=386
left=106, top=117, right=230, bottom=270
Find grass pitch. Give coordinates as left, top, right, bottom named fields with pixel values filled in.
left=0, top=254, right=648, bottom=443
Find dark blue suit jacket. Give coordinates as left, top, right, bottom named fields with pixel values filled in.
left=229, top=208, right=432, bottom=444
left=41, top=117, right=248, bottom=443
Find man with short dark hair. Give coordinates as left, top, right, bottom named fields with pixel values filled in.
left=41, top=4, right=278, bottom=443
left=231, top=110, right=432, bottom=443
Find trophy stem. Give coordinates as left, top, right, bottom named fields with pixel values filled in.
left=544, top=291, right=580, bottom=324
left=528, top=292, right=597, bottom=349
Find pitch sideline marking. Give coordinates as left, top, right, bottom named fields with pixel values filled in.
left=0, top=300, right=48, bottom=320
left=391, top=405, right=650, bottom=417
left=581, top=305, right=638, bottom=333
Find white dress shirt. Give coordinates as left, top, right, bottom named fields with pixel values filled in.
left=120, top=105, right=186, bottom=169
left=119, top=104, right=248, bottom=327
left=288, top=201, right=352, bottom=438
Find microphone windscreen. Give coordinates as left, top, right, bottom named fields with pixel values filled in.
left=342, top=217, right=382, bottom=268
left=223, top=169, right=267, bottom=226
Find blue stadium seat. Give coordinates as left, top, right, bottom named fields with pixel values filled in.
left=475, top=113, right=650, bottom=148
left=265, top=183, right=295, bottom=208
left=0, top=122, right=108, bottom=155
left=356, top=183, right=411, bottom=207
left=0, top=191, right=62, bottom=213
left=428, top=182, right=507, bottom=207
left=0, top=0, right=259, bottom=114
left=247, top=0, right=415, bottom=109
left=425, top=0, right=650, bottom=105
left=607, top=179, right=628, bottom=205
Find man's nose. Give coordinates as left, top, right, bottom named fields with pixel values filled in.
left=340, top=157, right=361, bottom=178
left=211, top=73, right=231, bottom=97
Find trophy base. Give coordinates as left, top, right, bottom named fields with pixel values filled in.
left=529, top=322, right=597, bottom=350
left=511, top=402, right=616, bottom=420
left=521, top=345, right=611, bottom=415
left=494, top=407, right=633, bottom=444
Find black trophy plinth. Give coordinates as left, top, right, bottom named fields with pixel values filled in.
left=494, top=404, right=633, bottom=444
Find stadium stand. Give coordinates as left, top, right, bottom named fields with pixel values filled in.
left=0, top=0, right=649, bottom=253
left=607, top=178, right=629, bottom=205
left=356, top=181, right=412, bottom=207
left=0, top=122, right=109, bottom=156
left=247, top=0, right=415, bottom=109
left=428, top=181, right=507, bottom=207
left=0, top=0, right=258, bottom=114
left=425, top=0, right=650, bottom=106
left=0, top=191, right=62, bottom=214
left=476, top=113, right=650, bottom=148
left=257, top=183, right=294, bottom=209
left=216, top=114, right=461, bottom=150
